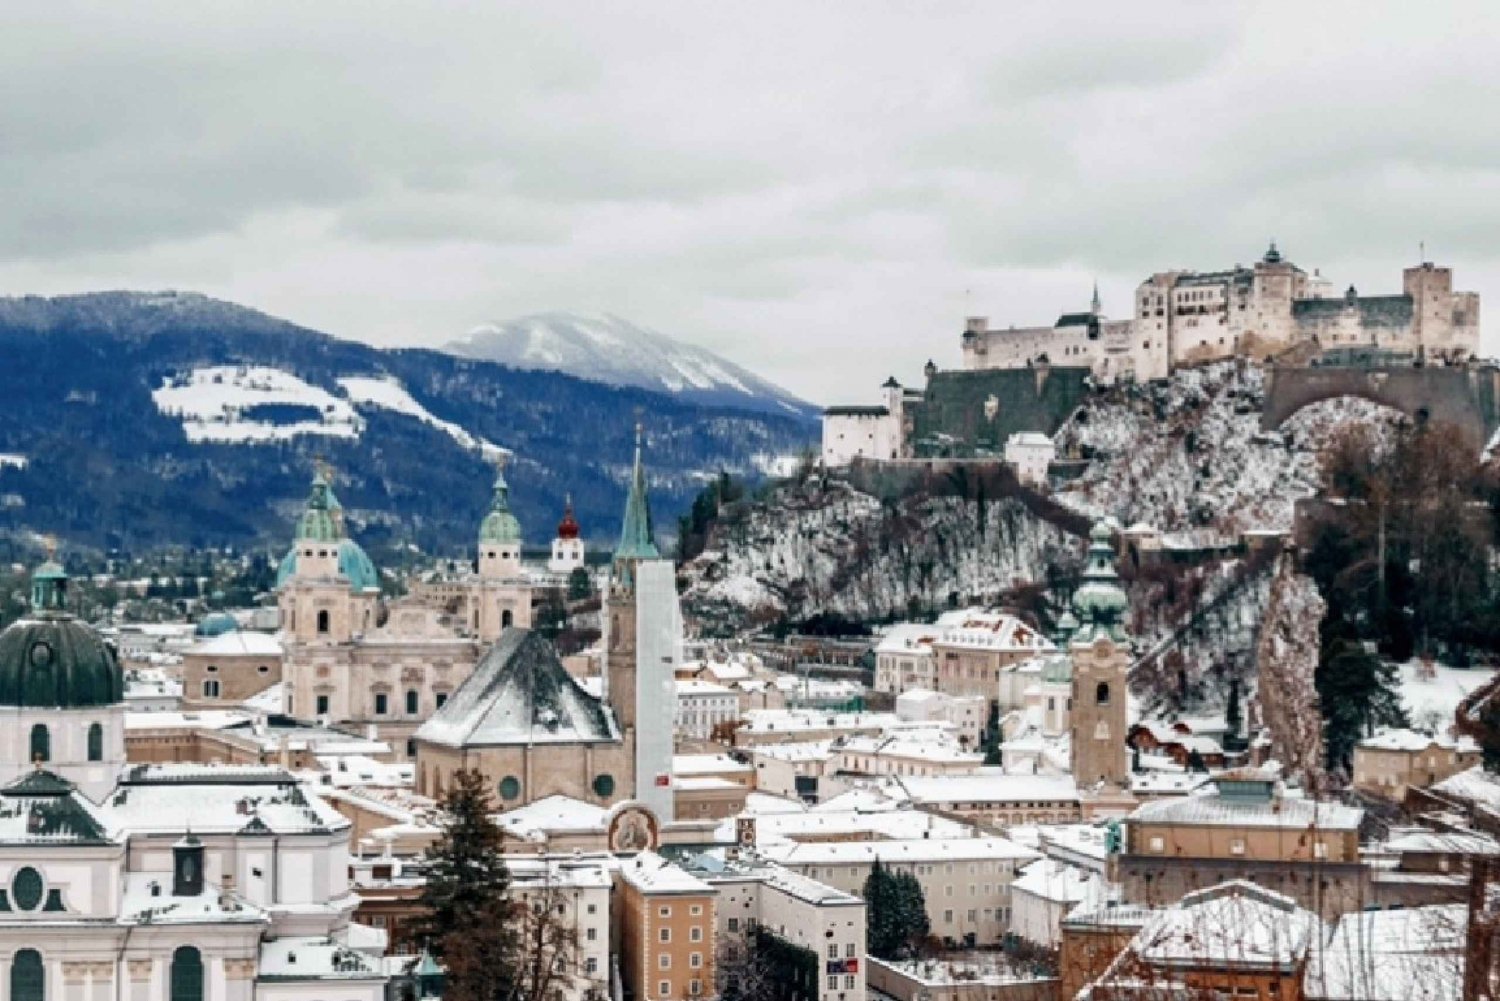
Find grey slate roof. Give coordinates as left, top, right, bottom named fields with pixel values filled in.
left=414, top=628, right=620, bottom=748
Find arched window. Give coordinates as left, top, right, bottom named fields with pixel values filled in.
left=501, top=609, right=514, bottom=628
left=406, top=690, right=419, bottom=714
left=29, top=725, right=49, bottom=764
left=316, top=610, right=331, bottom=634
left=202, top=679, right=221, bottom=699
left=1095, top=682, right=1111, bottom=706
left=11, top=948, right=44, bottom=1001
left=86, top=723, right=103, bottom=762
left=170, top=946, right=204, bottom=1001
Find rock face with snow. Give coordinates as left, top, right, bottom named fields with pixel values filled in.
left=0, top=292, right=815, bottom=552
left=680, top=477, right=1077, bottom=632
left=1055, top=359, right=1406, bottom=543
left=446, top=311, right=817, bottom=419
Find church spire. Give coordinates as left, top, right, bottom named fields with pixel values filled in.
left=614, top=424, right=660, bottom=578
left=1091, top=280, right=1102, bottom=315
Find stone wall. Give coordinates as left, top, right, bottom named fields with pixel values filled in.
left=911, top=366, right=1091, bottom=458
left=1262, top=364, right=1500, bottom=446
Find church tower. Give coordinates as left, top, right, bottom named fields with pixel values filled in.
left=276, top=466, right=381, bottom=645
left=1068, top=522, right=1131, bottom=794
left=605, top=425, right=677, bottom=818
left=549, top=496, right=586, bottom=574
left=474, top=459, right=532, bottom=640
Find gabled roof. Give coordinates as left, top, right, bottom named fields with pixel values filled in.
left=414, top=629, right=620, bottom=748
left=0, top=769, right=117, bottom=845
left=1132, top=880, right=1320, bottom=971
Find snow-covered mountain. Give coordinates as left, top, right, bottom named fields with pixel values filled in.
left=445, top=312, right=818, bottom=419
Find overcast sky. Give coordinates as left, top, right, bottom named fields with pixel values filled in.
left=3, top=2, right=1498, bottom=403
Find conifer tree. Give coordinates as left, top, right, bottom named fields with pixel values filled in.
left=418, top=769, right=520, bottom=1001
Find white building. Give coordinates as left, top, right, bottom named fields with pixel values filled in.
left=895, top=689, right=986, bottom=748
left=675, top=679, right=740, bottom=739
left=709, top=863, right=867, bottom=1001
left=873, top=624, right=939, bottom=695
left=548, top=497, right=587, bottom=575
left=1009, top=858, right=1105, bottom=947
left=0, top=558, right=386, bottom=1000
left=820, top=378, right=914, bottom=468
left=1002, top=432, right=1055, bottom=488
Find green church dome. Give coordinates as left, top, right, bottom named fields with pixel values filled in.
left=1071, top=520, right=1129, bottom=643
left=0, top=563, right=123, bottom=709
left=276, top=466, right=381, bottom=593
left=478, top=466, right=522, bottom=546
left=195, top=612, right=238, bottom=638
left=275, top=539, right=381, bottom=593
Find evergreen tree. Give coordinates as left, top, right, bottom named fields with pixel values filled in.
left=1315, top=636, right=1408, bottom=775
left=981, top=702, right=1002, bottom=766
left=418, top=769, right=520, bottom=1001
left=567, top=566, right=593, bottom=602
left=862, top=859, right=931, bottom=960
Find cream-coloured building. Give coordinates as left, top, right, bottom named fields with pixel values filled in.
left=277, top=465, right=536, bottom=760
left=1352, top=728, right=1481, bottom=803
left=961, top=247, right=1481, bottom=382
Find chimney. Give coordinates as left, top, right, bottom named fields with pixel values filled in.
left=219, top=873, right=238, bottom=911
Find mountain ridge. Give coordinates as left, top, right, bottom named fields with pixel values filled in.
left=0, top=291, right=816, bottom=557
left=446, top=310, right=818, bottom=418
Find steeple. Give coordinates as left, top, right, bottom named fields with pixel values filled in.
left=1071, top=522, right=1129, bottom=644
left=29, top=538, right=67, bottom=614
left=1091, top=280, right=1102, bottom=315
left=296, top=464, right=345, bottom=543
left=613, top=424, right=660, bottom=582
left=478, top=457, right=522, bottom=546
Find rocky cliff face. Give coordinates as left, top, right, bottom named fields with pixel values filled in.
left=680, top=476, right=1078, bottom=633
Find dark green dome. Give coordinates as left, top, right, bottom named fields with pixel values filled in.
left=195, top=612, right=238, bottom=637
left=0, top=616, right=123, bottom=708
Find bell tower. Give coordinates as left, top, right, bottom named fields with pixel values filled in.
left=606, top=424, right=660, bottom=730
left=1068, top=523, right=1131, bottom=793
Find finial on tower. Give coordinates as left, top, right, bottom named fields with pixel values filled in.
left=1091, top=280, right=1102, bottom=315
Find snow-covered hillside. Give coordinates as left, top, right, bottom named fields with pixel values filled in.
left=446, top=311, right=816, bottom=419
left=153, top=366, right=502, bottom=456
left=1054, top=360, right=1404, bottom=543
left=681, top=477, right=1075, bottom=631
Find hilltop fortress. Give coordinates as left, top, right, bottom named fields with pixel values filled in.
left=823, top=246, right=1482, bottom=466
left=962, top=244, right=1479, bottom=382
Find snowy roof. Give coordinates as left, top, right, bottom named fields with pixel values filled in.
left=0, top=770, right=119, bottom=845
left=1431, top=765, right=1500, bottom=811
left=836, top=733, right=981, bottom=765
left=749, top=741, right=835, bottom=763
left=763, top=835, right=1037, bottom=867
left=414, top=629, right=620, bottom=748
left=1129, top=791, right=1363, bottom=831
left=875, top=623, right=941, bottom=655
left=674, top=753, right=752, bottom=776
left=722, top=806, right=972, bottom=847
left=108, top=765, right=348, bottom=835
left=187, top=630, right=283, bottom=658
left=738, top=710, right=900, bottom=735
left=676, top=679, right=736, bottom=696
left=1011, top=859, right=1105, bottom=906
left=494, top=795, right=608, bottom=839
left=257, top=936, right=387, bottom=981
left=1304, top=903, right=1465, bottom=1001
left=618, top=851, right=712, bottom=895
left=1384, top=830, right=1500, bottom=855
left=897, top=771, right=1081, bottom=805
left=1130, top=772, right=1211, bottom=796
left=119, top=872, right=268, bottom=926
left=1131, top=880, right=1320, bottom=971
left=1359, top=728, right=1478, bottom=753
left=742, top=792, right=809, bottom=815
left=124, top=709, right=253, bottom=731
left=931, top=611, right=1054, bottom=653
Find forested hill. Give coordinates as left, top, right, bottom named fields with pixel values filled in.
left=0, top=291, right=816, bottom=557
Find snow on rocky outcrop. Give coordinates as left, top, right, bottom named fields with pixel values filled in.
left=1055, top=360, right=1405, bottom=542
left=1254, top=556, right=1328, bottom=792
left=680, top=477, right=1075, bottom=632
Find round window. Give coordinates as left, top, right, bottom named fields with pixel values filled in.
left=592, top=774, right=616, bottom=798
left=28, top=643, right=52, bottom=669
left=498, top=776, right=521, bottom=801
left=12, top=866, right=43, bottom=911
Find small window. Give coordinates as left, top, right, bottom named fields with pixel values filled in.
left=499, top=776, right=522, bottom=801
left=406, top=690, right=419, bottom=714
left=87, top=722, right=104, bottom=762
left=659, top=982, right=670, bottom=997
left=1149, top=836, right=1165, bottom=853
left=659, top=928, right=671, bottom=943
left=374, top=693, right=388, bottom=715
left=257, top=665, right=270, bottom=675
left=690, top=952, right=702, bottom=968
left=316, top=610, right=330, bottom=634
left=1096, top=682, right=1111, bottom=705
left=658, top=953, right=670, bottom=969
left=435, top=692, right=449, bottom=709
